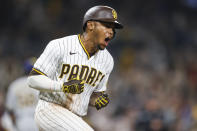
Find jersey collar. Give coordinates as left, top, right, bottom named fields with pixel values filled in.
left=78, top=34, right=90, bottom=59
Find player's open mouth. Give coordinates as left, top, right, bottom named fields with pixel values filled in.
left=105, top=37, right=112, bottom=43
left=105, top=37, right=110, bottom=42
left=104, top=37, right=111, bottom=46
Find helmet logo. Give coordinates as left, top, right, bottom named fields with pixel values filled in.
left=112, top=9, right=117, bottom=20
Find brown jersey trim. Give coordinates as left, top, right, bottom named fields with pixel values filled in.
left=78, top=34, right=90, bottom=59
left=29, top=68, right=47, bottom=76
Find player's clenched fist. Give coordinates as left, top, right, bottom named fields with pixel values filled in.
left=62, top=76, right=85, bottom=94
left=95, top=94, right=109, bottom=110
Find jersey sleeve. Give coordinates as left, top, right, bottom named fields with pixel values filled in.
left=34, top=40, right=62, bottom=78
left=94, top=56, right=114, bottom=92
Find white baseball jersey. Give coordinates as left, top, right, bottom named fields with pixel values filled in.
left=34, top=34, right=114, bottom=116
left=6, top=76, right=39, bottom=131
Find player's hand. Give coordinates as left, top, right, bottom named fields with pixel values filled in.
left=62, top=76, right=85, bottom=94
left=95, top=93, right=109, bottom=110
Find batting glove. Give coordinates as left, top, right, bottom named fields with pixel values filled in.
left=62, top=76, right=85, bottom=94
left=95, top=93, right=109, bottom=110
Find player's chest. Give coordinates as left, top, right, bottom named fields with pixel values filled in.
left=62, top=52, right=107, bottom=72
left=58, top=54, right=107, bottom=86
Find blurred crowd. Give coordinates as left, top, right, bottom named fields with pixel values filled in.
left=0, top=0, right=197, bottom=131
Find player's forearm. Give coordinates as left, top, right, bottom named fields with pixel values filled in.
left=27, top=75, right=63, bottom=92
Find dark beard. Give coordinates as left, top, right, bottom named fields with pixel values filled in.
left=98, top=44, right=104, bottom=50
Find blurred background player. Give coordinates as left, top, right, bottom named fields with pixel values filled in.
left=0, top=90, right=17, bottom=131
left=5, top=57, right=39, bottom=131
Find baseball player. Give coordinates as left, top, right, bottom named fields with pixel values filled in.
left=27, top=5, right=123, bottom=131
left=6, top=58, right=39, bottom=131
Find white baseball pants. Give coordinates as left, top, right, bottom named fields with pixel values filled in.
left=34, top=100, right=94, bottom=131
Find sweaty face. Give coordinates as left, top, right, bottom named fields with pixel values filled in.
left=93, top=21, right=115, bottom=50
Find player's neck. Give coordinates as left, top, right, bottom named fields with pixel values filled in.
left=80, top=33, right=98, bottom=57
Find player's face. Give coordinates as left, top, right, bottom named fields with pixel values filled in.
left=93, top=21, right=115, bottom=50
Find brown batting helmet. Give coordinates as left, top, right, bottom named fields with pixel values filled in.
left=83, top=5, right=123, bottom=31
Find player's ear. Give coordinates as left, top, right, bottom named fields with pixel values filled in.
left=86, top=21, right=95, bottom=32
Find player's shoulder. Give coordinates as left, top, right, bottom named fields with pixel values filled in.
left=45, top=35, right=78, bottom=52
left=50, top=35, right=78, bottom=45
left=100, top=49, right=114, bottom=64
left=99, top=49, right=114, bottom=72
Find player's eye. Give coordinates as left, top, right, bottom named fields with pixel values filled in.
left=100, top=22, right=113, bottom=29
left=105, top=24, right=113, bottom=28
